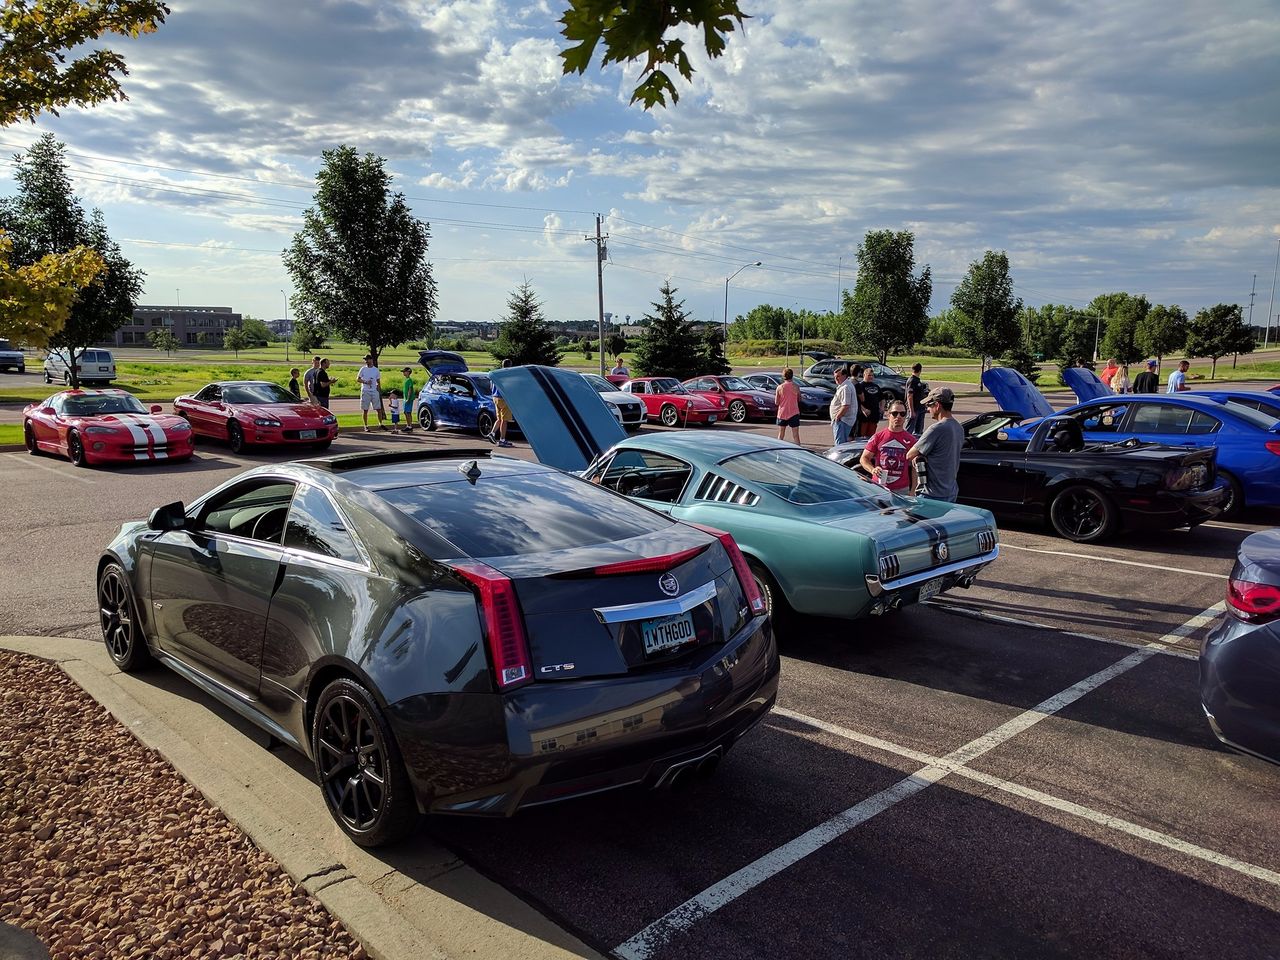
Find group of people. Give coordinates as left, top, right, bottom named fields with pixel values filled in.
left=1097, top=357, right=1192, bottom=394
left=287, top=355, right=424, bottom=434
left=824, top=362, right=929, bottom=444
left=853, top=382, right=962, bottom=504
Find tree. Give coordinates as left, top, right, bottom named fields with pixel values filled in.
left=1137, top=304, right=1188, bottom=364
left=845, top=230, right=932, bottom=363
left=1, top=0, right=169, bottom=125
left=239, top=315, right=272, bottom=345
left=605, top=332, right=627, bottom=358
left=291, top=318, right=325, bottom=354
left=0, top=231, right=102, bottom=346
left=2, top=134, right=143, bottom=386
left=1052, top=306, right=1098, bottom=383
left=284, top=146, right=436, bottom=368
left=559, top=0, right=748, bottom=109
left=1092, top=292, right=1150, bottom=365
left=632, top=282, right=701, bottom=380
left=223, top=326, right=251, bottom=358
left=950, top=251, right=1022, bottom=390
left=697, top=327, right=731, bottom=376
left=578, top=335, right=593, bottom=361
left=147, top=327, right=177, bottom=355
left=1186, top=304, right=1251, bottom=378
left=490, top=281, right=561, bottom=366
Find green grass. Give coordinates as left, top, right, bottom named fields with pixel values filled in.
left=0, top=424, right=22, bottom=445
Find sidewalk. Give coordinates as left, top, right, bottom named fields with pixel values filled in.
left=0, top=636, right=602, bottom=960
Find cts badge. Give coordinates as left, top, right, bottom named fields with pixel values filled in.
left=658, top=572, right=680, bottom=596
left=540, top=663, right=575, bottom=674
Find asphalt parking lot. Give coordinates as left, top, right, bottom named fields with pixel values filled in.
left=2, top=409, right=1278, bottom=959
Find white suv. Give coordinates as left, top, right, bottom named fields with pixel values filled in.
left=44, top=347, right=117, bottom=386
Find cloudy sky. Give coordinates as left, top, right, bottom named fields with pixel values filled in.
left=2, top=0, right=1278, bottom=329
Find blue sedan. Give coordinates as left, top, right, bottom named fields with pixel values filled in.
left=984, top=367, right=1280, bottom=515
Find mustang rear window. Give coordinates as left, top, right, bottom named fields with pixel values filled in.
left=723, top=448, right=884, bottom=504
left=382, top=472, right=672, bottom=558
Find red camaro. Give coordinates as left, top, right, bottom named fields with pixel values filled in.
left=173, top=380, right=338, bottom=453
left=23, top=389, right=195, bottom=467
left=621, top=377, right=724, bottom=426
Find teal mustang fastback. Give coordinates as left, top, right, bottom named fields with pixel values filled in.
left=492, top=366, right=1000, bottom=622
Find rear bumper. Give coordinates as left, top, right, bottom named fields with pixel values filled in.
left=862, top=547, right=1000, bottom=615
left=1199, top=611, right=1280, bottom=766
left=386, top=614, right=779, bottom=816
left=1118, top=481, right=1227, bottom=529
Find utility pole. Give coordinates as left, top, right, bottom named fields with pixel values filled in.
left=585, top=215, right=608, bottom=375
left=1266, top=238, right=1279, bottom=350
left=1240, top=274, right=1257, bottom=368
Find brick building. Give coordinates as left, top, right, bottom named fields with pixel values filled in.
left=110, top=305, right=242, bottom=347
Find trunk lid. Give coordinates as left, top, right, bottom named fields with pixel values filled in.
left=982, top=368, right=1056, bottom=419
left=1062, top=366, right=1114, bottom=404
left=818, top=499, right=996, bottom=578
left=490, top=364, right=625, bottom=471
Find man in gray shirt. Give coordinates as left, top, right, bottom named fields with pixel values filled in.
left=907, top=386, right=963, bottom=502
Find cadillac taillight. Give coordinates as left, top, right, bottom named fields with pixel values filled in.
left=452, top=561, right=532, bottom=690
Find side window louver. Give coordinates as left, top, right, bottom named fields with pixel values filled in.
left=694, top=473, right=759, bottom=507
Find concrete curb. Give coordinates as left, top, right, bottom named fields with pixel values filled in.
left=0, top=636, right=604, bottom=960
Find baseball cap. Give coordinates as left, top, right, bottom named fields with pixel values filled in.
left=923, top=386, right=954, bottom=406
left=1146, top=359, right=1157, bottom=368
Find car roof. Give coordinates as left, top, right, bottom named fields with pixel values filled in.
left=235, top=450, right=555, bottom=493
left=209, top=380, right=279, bottom=387
left=617, top=430, right=793, bottom=463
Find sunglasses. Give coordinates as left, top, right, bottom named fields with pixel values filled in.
left=888, top=410, right=907, bottom=416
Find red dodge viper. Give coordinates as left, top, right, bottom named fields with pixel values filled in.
left=23, top=389, right=195, bottom=466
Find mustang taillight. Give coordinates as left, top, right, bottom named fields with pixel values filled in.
left=1226, top=577, right=1280, bottom=624
left=452, top=561, right=532, bottom=690
left=584, top=544, right=709, bottom=577
left=688, top=522, right=766, bottom=617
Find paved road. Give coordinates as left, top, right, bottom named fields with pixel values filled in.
left=1, top=413, right=1277, bottom=959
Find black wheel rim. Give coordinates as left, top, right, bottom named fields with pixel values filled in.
left=69, top=434, right=84, bottom=463
left=477, top=414, right=492, bottom=436
left=99, top=570, right=135, bottom=662
left=23, top=423, right=34, bottom=450
left=730, top=401, right=747, bottom=422
left=316, top=695, right=387, bottom=832
left=661, top=406, right=677, bottom=426
left=1055, top=489, right=1104, bottom=539
left=228, top=423, right=242, bottom=450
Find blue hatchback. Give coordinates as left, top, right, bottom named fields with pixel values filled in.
left=413, top=351, right=505, bottom=437
left=984, top=367, right=1280, bottom=515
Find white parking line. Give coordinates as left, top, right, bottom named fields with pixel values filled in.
left=769, top=708, right=1280, bottom=890
left=931, top=603, right=1200, bottom=659
left=4, top=457, right=96, bottom=484
left=999, top=542, right=1228, bottom=579
left=611, top=608, right=1220, bottom=960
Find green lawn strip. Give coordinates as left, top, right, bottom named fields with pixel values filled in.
left=0, top=424, right=22, bottom=445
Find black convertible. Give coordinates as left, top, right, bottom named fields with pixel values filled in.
left=825, top=413, right=1227, bottom=542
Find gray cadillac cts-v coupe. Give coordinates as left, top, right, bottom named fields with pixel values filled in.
left=97, top=449, right=779, bottom=846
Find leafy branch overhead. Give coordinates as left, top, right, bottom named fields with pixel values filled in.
left=0, top=0, right=169, bottom=126
left=559, top=0, right=749, bottom=108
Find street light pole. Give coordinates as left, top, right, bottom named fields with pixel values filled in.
left=723, top=260, right=762, bottom=347
left=1266, top=238, right=1279, bottom=350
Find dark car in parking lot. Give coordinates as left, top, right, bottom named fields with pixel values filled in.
left=804, top=357, right=912, bottom=400
left=742, top=373, right=833, bottom=417
left=96, top=450, right=778, bottom=846
left=1201, top=528, right=1280, bottom=766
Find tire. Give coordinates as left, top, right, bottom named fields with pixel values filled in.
left=43, top=370, right=52, bottom=384
left=660, top=403, right=679, bottom=427
left=63, top=371, right=71, bottom=386
left=227, top=420, right=245, bottom=454
left=67, top=430, right=88, bottom=467
left=1048, top=485, right=1117, bottom=543
left=476, top=410, right=495, bottom=439
left=747, top=559, right=793, bottom=634
left=418, top=405, right=436, bottom=432
left=311, top=677, right=419, bottom=848
left=98, top=562, right=152, bottom=672
left=1218, top=469, right=1244, bottom=519
left=728, top=400, right=748, bottom=423
left=23, top=420, right=38, bottom=456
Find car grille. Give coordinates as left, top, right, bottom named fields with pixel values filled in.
left=878, top=554, right=900, bottom=580
left=127, top=444, right=168, bottom=455
left=694, top=473, right=760, bottom=506
left=977, top=529, right=998, bottom=553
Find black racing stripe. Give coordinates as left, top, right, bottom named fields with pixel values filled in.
left=528, top=366, right=599, bottom=464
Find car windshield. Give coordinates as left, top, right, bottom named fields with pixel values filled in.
left=583, top=374, right=613, bottom=394
left=651, top=379, right=687, bottom=394
left=222, top=383, right=297, bottom=405
left=722, top=448, right=885, bottom=504
left=865, top=362, right=895, bottom=377
left=719, top=377, right=754, bottom=391
left=63, top=394, right=148, bottom=417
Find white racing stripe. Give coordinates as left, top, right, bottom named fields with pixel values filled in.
left=999, top=542, right=1228, bottom=580
left=107, top=414, right=150, bottom=460
left=769, top=708, right=1280, bottom=890
left=116, top=414, right=168, bottom=459
left=612, top=603, right=1227, bottom=960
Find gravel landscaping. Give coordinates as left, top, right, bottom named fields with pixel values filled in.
left=0, top=652, right=366, bottom=959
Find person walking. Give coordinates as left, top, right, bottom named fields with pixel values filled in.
left=774, top=367, right=802, bottom=444
left=907, top=387, right=963, bottom=502
left=314, top=358, right=333, bottom=409
left=1111, top=363, right=1132, bottom=394
left=1132, top=359, right=1159, bottom=393
left=1100, top=358, right=1119, bottom=387
left=1167, top=359, right=1191, bottom=393
left=287, top=367, right=302, bottom=400
left=490, top=359, right=514, bottom=447
left=302, top=355, right=322, bottom=404
left=611, top=356, right=629, bottom=377
left=358, top=355, right=383, bottom=432
left=400, top=366, right=416, bottom=432
left=829, top=365, right=858, bottom=445
left=858, top=366, right=883, bottom=438
left=859, top=401, right=916, bottom=492
left=905, top=362, right=927, bottom=435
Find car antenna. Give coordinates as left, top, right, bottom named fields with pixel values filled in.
left=459, top=460, right=482, bottom=484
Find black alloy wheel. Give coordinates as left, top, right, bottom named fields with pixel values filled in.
left=418, top=405, right=436, bottom=431
left=728, top=400, right=749, bottom=423
left=1218, top=470, right=1244, bottom=519
left=98, top=563, right=152, bottom=672
left=660, top=403, right=679, bottom=427
left=312, top=678, right=418, bottom=847
left=1049, top=485, right=1117, bottom=543
left=23, top=420, right=37, bottom=455
left=67, top=431, right=87, bottom=467
left=227, top=420, right=245, bottom=454
left=476, top=410, right=495, bottom=439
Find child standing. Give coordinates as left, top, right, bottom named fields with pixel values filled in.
left=287, top=367, right=302, bottom=400
left=400, top=366, right=416, bottom=432
left=387, top=390, right=402, bottom=433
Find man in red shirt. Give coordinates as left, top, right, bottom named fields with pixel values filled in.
left=1099, top=358, right=1119, bottom=387
left=858, top=400, right=917, bottom=492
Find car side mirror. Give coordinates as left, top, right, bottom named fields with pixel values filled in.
left=148, top=501, right=189, bottom=532
left=150, top=404, right=163, bottom=414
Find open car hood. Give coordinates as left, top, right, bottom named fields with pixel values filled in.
left=1061, top=366, right=1114, bottom=404
left=981, top=368, right=1055, bottom=419
left=417, top=350, right=469, bottom=375
left=490, top=365, right=625, bottom=472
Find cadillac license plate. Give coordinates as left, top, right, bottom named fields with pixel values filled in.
left=918, top=577, right=943, bottom=601
left=641, top=611, right=696, bottom=655
left=299, top=429, right=317, bottom=439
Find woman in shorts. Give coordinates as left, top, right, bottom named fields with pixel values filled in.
left=775, top=367, right=802, bottom=444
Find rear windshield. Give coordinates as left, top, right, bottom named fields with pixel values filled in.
left=0, top=339, right=13, bottom=350
left=1224, top=399, right=1280, bottom=426
left=382, top=472, right=672, bottom=558
left=724, top=448, right=883, bottom=504
left=81, top=350, right=111, bottom=363
left=470, top=375, right=493, bottom=396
